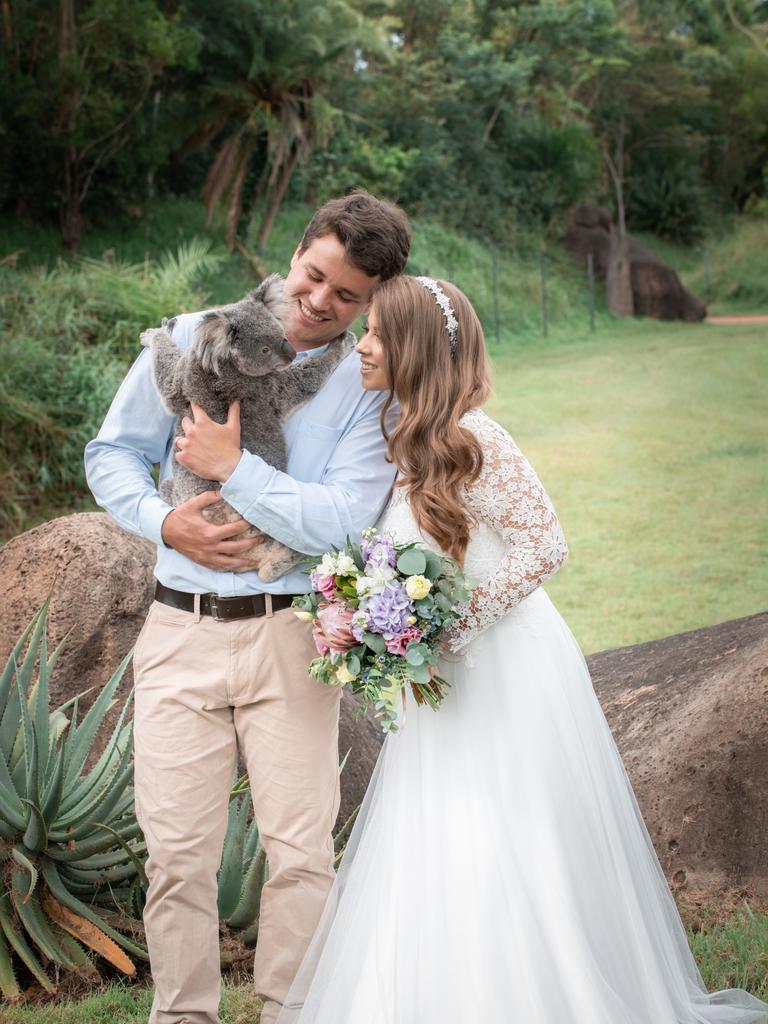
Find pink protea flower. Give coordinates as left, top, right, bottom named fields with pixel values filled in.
left=315, top=603, right=358, bottom=655
left=310, top=571, right=338, bottom=600
left=312, top=625, right=331, bottom=657
left=385, top=626, right=423, bottom=657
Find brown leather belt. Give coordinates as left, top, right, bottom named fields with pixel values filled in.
left=155, top=582, right=299, bottom=621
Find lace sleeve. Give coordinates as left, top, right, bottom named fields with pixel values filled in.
left=445, top=410, right=569, bottom=652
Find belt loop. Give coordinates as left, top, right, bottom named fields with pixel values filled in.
left=264, top=593, right=273, bottom=618
left=193, top=592, right=201, bottom=623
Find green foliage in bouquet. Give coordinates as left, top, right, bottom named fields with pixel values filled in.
left=0, top=605, right=147, bottom=1002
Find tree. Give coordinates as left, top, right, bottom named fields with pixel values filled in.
left=0, top=0, right=199, bottom=251
left=181, top=0, right=381, bottom=253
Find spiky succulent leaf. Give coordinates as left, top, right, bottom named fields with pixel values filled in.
left=21, top=797, right=48, bottom=853
left=217, top=790, right=250, bottom=920
left=0, top=925, right=21, bottom=1001
left=226, top=846, right=267, bottom=931
left=47, top=820, right=142, bottom=863
left=0, top=896, right=55, bottom=994
left=0, top=608, right=47, bottom=760
left=0, top=748, right=25, bottom=830
left=10, top=875, right=72, bottom=968
left=61, top=652, right=131, bottom=794
left=11, top=847, right=39, bottom=898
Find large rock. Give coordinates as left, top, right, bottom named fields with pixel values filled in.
left=0, top=512, right=381, bottom=827
left=0, top=513, right=155, bottom=717
left=588, top=612, right=768, bottom=895
left=564, top=204, right=707, bottom=321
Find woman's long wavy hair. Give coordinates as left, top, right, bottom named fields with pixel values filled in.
left=372, top=275, right=493, bottom=563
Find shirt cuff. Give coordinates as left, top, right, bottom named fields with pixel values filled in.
left=220, top=448, right=274, bottom=517
left=138, top=494, right=175, bottom=548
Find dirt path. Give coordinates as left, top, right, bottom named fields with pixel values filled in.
left=705, top=314, right=768, bottom=325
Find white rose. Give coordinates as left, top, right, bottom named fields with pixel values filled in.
left=336, top=554, right=357, bottom=575
left=319, top=552, right=338, bottom=575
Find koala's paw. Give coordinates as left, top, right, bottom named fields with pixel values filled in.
left=201, top=498, right=244, bottom=527
left=253, top=538, right=304, bottom=583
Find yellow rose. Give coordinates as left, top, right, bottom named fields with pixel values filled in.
left=293, top=610, right=315, bottom=622
left=335, top=662, right=358, bottom=685
left=405, top=574, right=432, bottom=600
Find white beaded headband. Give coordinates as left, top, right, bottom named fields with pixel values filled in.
left=416, top=276, right=458, bottom=353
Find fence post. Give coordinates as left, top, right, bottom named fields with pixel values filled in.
left=492, top=249, right=501, bottom=345
left=540, top=250, right=549, bottom=337
left=587, top=251, right=596, bottom=332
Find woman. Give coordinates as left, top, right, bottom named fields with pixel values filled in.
left=276, top=276, right=768, bottom=1024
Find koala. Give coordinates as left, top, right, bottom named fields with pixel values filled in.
left=140, top=274, right=354, bottom=582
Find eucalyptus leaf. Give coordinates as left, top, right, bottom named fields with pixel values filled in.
left=409, top=663, right=432, bottom=684
left=396, top=548, right=427, bottom=576
left=423, top=552, right=443, bottom=581
left=363, top=632, right=386, bottom=655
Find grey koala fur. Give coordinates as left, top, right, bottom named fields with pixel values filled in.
left=140, top=273, right=354, bottom=582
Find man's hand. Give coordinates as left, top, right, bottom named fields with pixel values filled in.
left=161, top=491, right=258, bottom=571
left=175, top=402, right=243, bottom=483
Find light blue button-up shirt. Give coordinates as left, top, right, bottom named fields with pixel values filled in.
left=84, top=311, right=397, bottom=596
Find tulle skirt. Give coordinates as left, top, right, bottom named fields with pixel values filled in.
left=277, top=589, right=768, bottom=1024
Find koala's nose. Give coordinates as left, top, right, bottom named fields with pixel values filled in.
left=281, top=338, right=296, bottom=362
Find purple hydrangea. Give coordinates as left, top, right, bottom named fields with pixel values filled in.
left=362, top=534, right=397, bottom=570
left=364, top=581, right=412, bottom=640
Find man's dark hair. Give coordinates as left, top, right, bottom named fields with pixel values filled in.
left=298, top=189, right=411, bottom=282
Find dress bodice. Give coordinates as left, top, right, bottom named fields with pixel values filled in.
left=376, top=408, right=569, bottom=651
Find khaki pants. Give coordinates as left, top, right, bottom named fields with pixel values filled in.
left=133, top=600, right=341, bottom=1024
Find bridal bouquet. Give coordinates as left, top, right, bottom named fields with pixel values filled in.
left=292, top=528, right=472, bottom=733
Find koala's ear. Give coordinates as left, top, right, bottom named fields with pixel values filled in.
left=191, top=312, right=232, bottom=375
left=250, top=273, right=289, bottom=324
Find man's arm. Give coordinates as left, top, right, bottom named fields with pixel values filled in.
left=219, top=390, right=397, bottom=555
left=84, top=348, right=178, bottom=546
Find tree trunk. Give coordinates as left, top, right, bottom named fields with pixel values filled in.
left=255, top=145, right=300, bottom=251
left=59, top=0, right=80, bottom=253
left=1, top=0, right=14, bottom=53
left=605, top=225, right=634, bottom=317
left=61, top=145, right=83, bottom=254
left=602, top=119, right=633, bottom=316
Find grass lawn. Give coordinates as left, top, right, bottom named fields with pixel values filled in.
left=0, top=979, right=262, bottom=1023
left=487, top=318, right=767, bottom=653
left=0, top=900, right=765, bottom=1022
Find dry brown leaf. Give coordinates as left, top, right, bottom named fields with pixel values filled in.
left=42, top=895, right=135, bottom=976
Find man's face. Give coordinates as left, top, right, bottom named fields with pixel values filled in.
left=283, top=233, right=380, bottom=351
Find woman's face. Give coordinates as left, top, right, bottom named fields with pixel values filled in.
left=355, top=308, right=389, bottom=391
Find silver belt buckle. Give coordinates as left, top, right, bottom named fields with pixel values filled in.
left=208, top=594, right=222, bottom=621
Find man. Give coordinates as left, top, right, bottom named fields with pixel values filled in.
left=85, top=191, right=411, bottom=1024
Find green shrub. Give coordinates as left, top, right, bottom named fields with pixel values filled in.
left=0, top=241, right=225, bottom=537
left=627, top=150, right=711, bottom=245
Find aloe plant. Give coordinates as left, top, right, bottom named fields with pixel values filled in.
left=0, top=604, right=147, bottom=1001
left=218, top=758, right=359, bottom=950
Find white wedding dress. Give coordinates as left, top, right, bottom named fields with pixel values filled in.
left=276, top=409, right=768, bottom=1024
